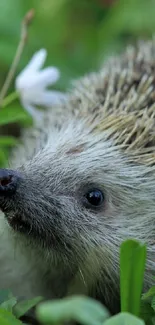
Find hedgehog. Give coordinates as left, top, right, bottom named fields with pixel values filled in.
left=0, top=40, right=155, bottom=315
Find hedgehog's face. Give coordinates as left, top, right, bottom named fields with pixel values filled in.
left=0, top=119, right=154, bottom=266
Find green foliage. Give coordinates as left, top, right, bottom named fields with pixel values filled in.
left=0, top=308, right=22, bottom=325
left=13, top=296, right=43, bottom=318
left=142, top=287, right=155, bottom=302
left=140, top=287, right=155, bottom=324
left=120, top=240, right=146, bottom=316
left=0, top=0, right=155, bottom=89
left=103, top=312, right=145, bottom=325
left=140, top=300, right=155, bottom=325
left=0, top=103, right=32, bottom=168
left=0, top=290, right=43, bottom=324
left=36, top=296, right=109, bottom=325
left=0, top=106, right=30, bottom=126
left=0, top=239, right=155, bottom=325
left=0, top=290, right=17, bottom=312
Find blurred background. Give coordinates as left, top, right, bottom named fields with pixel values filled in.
left=0, top=0, right=155, bottom=90
left=0, top=0, right=155, bottom=166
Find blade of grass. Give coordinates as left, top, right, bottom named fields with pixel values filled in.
left=120, top=239, right=146, bottom=316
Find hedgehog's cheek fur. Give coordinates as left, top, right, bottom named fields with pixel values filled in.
left=2, top=199, right=73, bottom=252
left=0, top=183, right=88, bottom=259
left=0, top=178, right=119, bottom=283
left=1, top=187, right=121, bottom=301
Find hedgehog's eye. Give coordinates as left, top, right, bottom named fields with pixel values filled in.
left=85, top=189, right=104, bottom=207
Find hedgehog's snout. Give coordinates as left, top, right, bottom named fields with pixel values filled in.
left=0, top=168, right=31, bottom=233
left=0, top=168, right=19, bottom=196
left=0, top=168, right=22, bottom=215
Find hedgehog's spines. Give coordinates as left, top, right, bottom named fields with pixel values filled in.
left=62, top=40, right=155, bottom=165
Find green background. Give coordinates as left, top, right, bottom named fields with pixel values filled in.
left=1, top=0, right=155, bottom=91
left=0, top=0, right=155, bottom=166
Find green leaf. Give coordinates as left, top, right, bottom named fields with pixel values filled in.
left=120, top=239, right=146, bottom=316
left=0, top=106, right=30, bottom=126
left=142, top=287, right=155, bottom=301
left=0, top=136, right=18, bottom=146
left=151, top=316, right=155, bottom=325
left=140, top=300, right=155, bottom=324
left=0, top=149, right=10, bottom=168
left=151, top=296, right=155, bottom=312
left=0, top=297, right=17, bottom=313
left=0, top=290, right=14, bottom=305
left=36, top=295, right=109, bottom=325
left=0, top=290, right=17, bottom=313
left=0, top=308, right=22, bottom=325
left=103, top=312, right=145, bottom=325
left=13, top=296, right=43, bottom=318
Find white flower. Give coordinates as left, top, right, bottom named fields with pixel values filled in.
left=15, top=49, right=66, bottom=121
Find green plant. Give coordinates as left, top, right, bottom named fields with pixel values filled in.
left=0, top=239, right=154, bottom=325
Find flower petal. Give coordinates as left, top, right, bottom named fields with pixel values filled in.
left=15, top=49, right=47, bottom=90
left=30, top=90, right=67, bottom=107
left=20, top=98, right=44, bottom=121
left=24, top=49, right=47, bottom=72
left=15, top=67, right=60, bottom=92
left=16, top=73, right=39, bottom=91
left=30, top=67, right=60, bottom=89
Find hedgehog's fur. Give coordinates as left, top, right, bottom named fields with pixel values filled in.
left=0, top=40, right=155, bottom=314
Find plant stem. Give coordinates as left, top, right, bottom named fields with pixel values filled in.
left=1, top=91, right=19, bottom=108
left=0, top=9, right=35, bottom=108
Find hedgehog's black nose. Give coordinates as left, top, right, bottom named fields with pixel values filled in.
left=0, top=169, right=18, bottom=196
